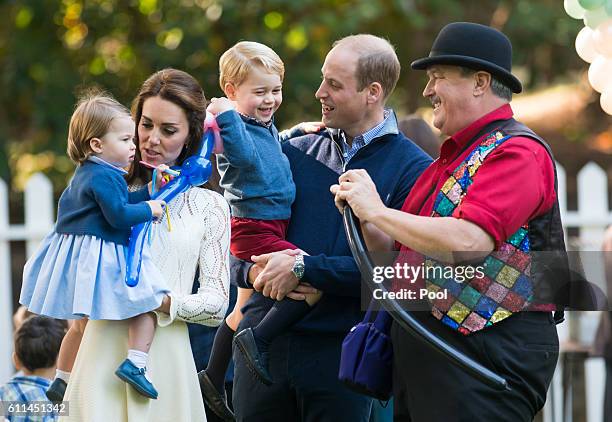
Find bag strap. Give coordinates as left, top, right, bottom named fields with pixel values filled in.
left=363, top=303, right=375, bottom=324
left=365, top=300, right=393, bottom=331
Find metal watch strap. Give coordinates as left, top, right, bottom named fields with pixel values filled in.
left=292, top=254, right=305, bottom=280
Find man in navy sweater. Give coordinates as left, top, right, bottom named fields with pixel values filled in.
left=230, top=34, right=432, bottom=421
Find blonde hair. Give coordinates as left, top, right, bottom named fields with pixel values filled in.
left=67, top=91, right=131, bottom=164
left=219, top=41, right=284, bottom=92
left=332, top=34, right=400, bottom=100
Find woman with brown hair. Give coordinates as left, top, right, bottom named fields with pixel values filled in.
left=63, top=68, right=230, bottom=421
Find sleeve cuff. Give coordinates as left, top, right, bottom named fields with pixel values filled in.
left=453, top=201, right=505, bottom=249
left=216, top=109, right=240, bottom=127
left=230, top=255, right=254, bottom=288
left=131, top=202, right=153, bottom=225
left=302, top=255, right=322, bottom=290
left=155, top=292, right=178, bottom=327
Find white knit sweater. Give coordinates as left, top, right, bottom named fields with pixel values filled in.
left=146, top=186, right=231, bottom=327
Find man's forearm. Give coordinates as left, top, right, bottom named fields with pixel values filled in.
left=302, top=255, right=362, bottom=297
left=361, top=221, right=394, bottom=251
left=367, top=207, right=494, bottom=263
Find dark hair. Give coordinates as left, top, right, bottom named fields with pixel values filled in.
left=14, top=315, right=67, bottom=372
left=127, top=68, right=220, bottom=192
left=398, top=115, right=441, bottom=159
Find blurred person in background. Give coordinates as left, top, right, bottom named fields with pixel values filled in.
left=398, top=114, right=441, bottom=159
left=0, top=315, right=67, bottom=421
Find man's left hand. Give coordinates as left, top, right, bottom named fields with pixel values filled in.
left=252, top=252, right=300, bottom=301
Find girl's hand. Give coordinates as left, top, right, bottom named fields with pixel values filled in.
left=147, top=200, right=166, bottom=219
left=207, top=97, right=236, bottom=115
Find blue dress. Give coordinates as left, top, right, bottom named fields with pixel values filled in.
left=20, top=157, right=169, bottom=320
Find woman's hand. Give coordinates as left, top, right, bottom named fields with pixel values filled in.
left=154, top=164, right=172, bottom=190
left=329, top=169, right=386, bottom=222
left=146, top=164, right=173, bottom=194
left=207, top=97, right=236, bottom=115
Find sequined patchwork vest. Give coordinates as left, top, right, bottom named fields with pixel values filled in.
left=424, top=119, right=566, bottom=335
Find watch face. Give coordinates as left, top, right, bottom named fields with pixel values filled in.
left=292, top=255, right=305, bottom=279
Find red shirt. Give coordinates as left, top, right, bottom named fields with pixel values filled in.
left=398, top=104, right=556, bottom=250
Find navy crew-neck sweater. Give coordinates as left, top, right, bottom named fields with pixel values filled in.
left=55, top=160, right=152, bottom=245
left=237, top=129, right=432, bottom=335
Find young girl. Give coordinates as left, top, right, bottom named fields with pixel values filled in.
left=199, top=41, right=322, bottom=419
left=19, top=93, right=169, bottom=401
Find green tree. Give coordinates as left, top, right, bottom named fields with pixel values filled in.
left=0, top=0, right=585, bottom=192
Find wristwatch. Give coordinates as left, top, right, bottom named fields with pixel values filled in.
left=291, top=254, right=305, bottom=280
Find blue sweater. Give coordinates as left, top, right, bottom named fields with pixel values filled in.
left=216, top=110, right=295, bottom=220
left=234, top=129, right=433, bottom=335
left=55, top=159, right=152, bottom=245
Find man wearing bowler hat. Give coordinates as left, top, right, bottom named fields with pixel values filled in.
left=332, top=22, right=565, bottom=420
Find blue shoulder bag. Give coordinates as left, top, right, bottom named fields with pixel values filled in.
left=338, top=303, right=393, bottom=401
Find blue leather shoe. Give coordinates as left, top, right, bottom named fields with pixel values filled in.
left=115, top=359, right=158, bottom=399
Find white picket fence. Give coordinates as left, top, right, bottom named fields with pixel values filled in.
left=1, top=163, right=611, bottom=419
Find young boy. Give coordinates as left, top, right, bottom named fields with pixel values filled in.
left=0, top=315, right=67, bottom=421
left=198, top=41, right=321, bottom=420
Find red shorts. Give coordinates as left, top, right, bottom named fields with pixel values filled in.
left=230, top=217, right=297, bottom=261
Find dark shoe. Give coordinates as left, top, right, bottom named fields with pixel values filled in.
left=115, top=358, right=158, bottom=399
left=233, top=328, right=272, bottom=385
left=197, top=370, right=234, bottom=421
left=45, top=378, right=67, bottom=403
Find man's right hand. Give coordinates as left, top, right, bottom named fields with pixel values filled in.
left=147, top=200, right=166, bottom=219
left=247, top=248, right=304, bottom=286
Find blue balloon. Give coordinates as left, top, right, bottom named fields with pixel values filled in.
left=125, top=114, right=219, bottom=287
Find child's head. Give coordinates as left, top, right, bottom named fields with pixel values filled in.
left=67, top=92, right=136, bottom=168
left=12, top=305, right=33, bottom=333
left=13, top=315, right=67, bottom=374
left=219, top=41, right=284, bottom=123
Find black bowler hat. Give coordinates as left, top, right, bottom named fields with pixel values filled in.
left=411, top=22, right=522, bottom=93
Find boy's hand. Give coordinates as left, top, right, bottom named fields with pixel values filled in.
left=147, top=200, right=166, bottom=219
left=296, top=121, right=325, bottom=134
left=280, top=121, right=325, bottom=140
left=207, top=97, right=236, bottom=115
